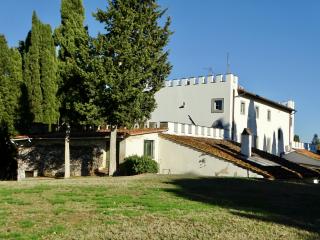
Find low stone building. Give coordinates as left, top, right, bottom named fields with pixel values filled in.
left=13, top=123, right=320, bottom=181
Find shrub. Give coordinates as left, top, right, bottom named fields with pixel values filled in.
left=119, top=155, right=158, bottom=176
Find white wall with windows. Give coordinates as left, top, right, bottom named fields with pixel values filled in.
left=119, top=133, right=159, bottom=164
left=150, top=74, right=238, bottom=139
left=150, top=73, right=295, bottom=156
left=233, top=95, right=294, bottom=155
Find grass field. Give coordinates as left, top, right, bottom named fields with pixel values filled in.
left=0, top=175, right=319, bottom=240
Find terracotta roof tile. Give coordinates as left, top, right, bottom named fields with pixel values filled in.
left=98, top=128, right=167, bottom=136
left=294, top=149, right=320, bottom=161
left=159, top=134, right=273, bottom=178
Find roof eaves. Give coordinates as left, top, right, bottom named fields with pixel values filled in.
left=238, top=88, right=295, bottom=113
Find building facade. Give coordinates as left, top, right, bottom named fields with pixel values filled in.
left=149, top=73, right=295, bottom=156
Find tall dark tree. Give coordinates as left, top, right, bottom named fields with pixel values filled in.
left=0, top=35, right=22, bottom=133
left=24, top=12, right=43, bottom=123
left=23, top=12, right=59, bottom=128
left=0, top=121, right=18, bottom=180
left=94, top=0, right=172, bottom=128
left=54, top=0, right=101, bottom=126
left=40, top=24, right=60, bottom=129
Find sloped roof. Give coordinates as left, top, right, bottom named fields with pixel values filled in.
left=159, top=134, right=273, bottom=178
left=12, top=128, right=167, bottom=140
left=160, top=134, right=320, bottom=179
left=294, top=149, right=320, bottom=161
left=238, top=88, right=295, bottom=113
left=98, top=128, right=167, bottom=136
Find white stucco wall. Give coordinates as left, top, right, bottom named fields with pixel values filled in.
left=234, top=95, right=292, bottom=156
left=150, top=73, right=294, bottom=156
left=119, top=133, right=159, bottom=163
left=150, top=74, right=238, bottom=139
left=158, top=137, right=263, bottom=178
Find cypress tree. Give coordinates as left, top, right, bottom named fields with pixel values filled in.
left=0, top=35, right=12, bottom=127
left=94, top=0, right=172, bottom=128
left=24, top=12, right=43, bottom=123
left=23, top=12, right=59, bottom=128
left=40, top=24, right=59, bottom=129
left=0, top=35, right=22, bottom=133
left=9, top=48, right=23, bottom=128
left=54, top=0, right=101, bottom=127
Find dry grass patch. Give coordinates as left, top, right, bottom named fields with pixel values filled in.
left=0, top=175, right=319, bottom=239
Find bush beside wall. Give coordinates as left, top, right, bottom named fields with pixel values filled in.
left=119, top=155, right=158, bottom=176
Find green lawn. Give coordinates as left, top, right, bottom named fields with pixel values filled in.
left=0, top=175, right=319, bottom=240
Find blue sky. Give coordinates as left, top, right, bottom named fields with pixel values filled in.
left=0, top=0, right=319, bottom=142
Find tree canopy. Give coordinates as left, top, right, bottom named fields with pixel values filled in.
left=23, top=12, right=59, bottom=127
left=54, top=0, right=102, bottom=126
left=0, top=35, right=22, bottom=133
left=0, top=0, right=172, bottom=133
left=94, top=0, right=172, bottom=128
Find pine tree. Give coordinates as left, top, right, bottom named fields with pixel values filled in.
left=24, top=12, right=43, bottom=123
left=54, top=0, right=101, bottom=126
left=94, top=0, right=172, bottom=128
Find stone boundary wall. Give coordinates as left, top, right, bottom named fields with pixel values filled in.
left=17, top=138, right=108, bottom=180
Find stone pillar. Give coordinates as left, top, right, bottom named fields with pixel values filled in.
left=65, top=136, right=70, bottom=178
left=109, top=127, right=117, bottom=176
left=241, top=128, right=252, bottom=158
left=101, top=144, right=107, bottom=169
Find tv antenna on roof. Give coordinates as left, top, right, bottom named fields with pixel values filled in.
left=203, top=67, right=214, bottom=75
left=226, top=52, right=231, bottom=74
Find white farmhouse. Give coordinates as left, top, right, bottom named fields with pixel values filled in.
left=149, top=73, right=295, bottom=156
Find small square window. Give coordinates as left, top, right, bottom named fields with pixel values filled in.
left=144, top=140, right=154, bottom=158
left=240, top=102, right=246, bottom=115
left=267, top=110, right=271, bottom=121
left=255, top=106, right=259, bottom=119
left=211, top=98, right=224, bottom=113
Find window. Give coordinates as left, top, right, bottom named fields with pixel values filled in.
left=240, top=102, right=246, bottom=115
left=255, top=106, right=259, bottom=119
left=144, top=140, right=154, bottom=158
left=188, top=124, right=192, bottom=134
left=267, top=110, right=271, bottom=121
left=211, top=98, right=224, bottom=113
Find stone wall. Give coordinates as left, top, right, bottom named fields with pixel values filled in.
left=17, top=138, right=108, bottom=180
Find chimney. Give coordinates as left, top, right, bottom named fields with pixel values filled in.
left=241, top=128, right=252, bottom=158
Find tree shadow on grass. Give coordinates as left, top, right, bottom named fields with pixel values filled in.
left=165, top=177, right=320, bottom=234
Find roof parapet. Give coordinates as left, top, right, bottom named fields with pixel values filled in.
left=164, top=73, right=238, bottom=88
